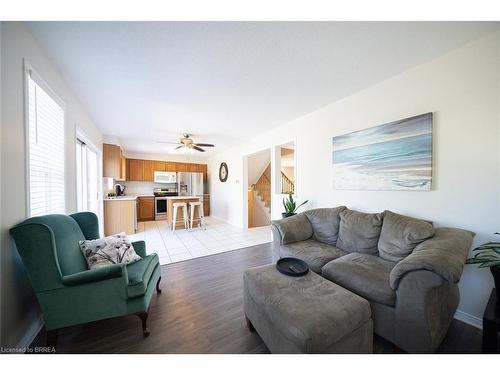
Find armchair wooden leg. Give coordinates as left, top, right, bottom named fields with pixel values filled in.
left=156, top=276, right=162, bottom=294
left=46, top=329, right=58, bottom=348
left=135, top=311, right=150, bottom=337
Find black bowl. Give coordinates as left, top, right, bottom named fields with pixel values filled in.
left=276, top=257, right=309, bottom=277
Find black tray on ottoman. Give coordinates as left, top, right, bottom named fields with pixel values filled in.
left=276, top=257, right=309, bottom=277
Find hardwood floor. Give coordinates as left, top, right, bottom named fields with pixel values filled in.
left=31, top=243, right=482, bottom=353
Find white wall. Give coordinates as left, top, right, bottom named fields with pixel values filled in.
left=208, top=31, right=500, bottom=325
left=0, top=22, right=103, bottom=347
left=248, top=149, right=271, bottom=186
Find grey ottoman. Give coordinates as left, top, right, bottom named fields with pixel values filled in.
left=243, top=264, right=373, bottom=353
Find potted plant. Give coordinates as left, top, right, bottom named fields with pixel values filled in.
left=282, top=194, right=308, bottom=218
left=466, top=233, right=500, bottom=301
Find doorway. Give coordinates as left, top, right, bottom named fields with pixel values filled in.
left=245, top=148, right=271, bottom=228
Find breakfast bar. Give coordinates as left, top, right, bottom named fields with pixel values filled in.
left=166, top=196, right=202, bottom=229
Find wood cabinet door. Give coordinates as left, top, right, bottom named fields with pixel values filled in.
left=103, top=143, right=121, bottom=179
left=153, top=160, right=166, bottom=172
left=176, top=162, right=188, bottom=172
left=120, top=155, right=127, bottom=180
left=128, top=159, right=144, bottom=181
left=165, top=162, right=176, bottom=172
left=143, top=160, right=154, bottom=181
left=188, top=163, right=198, bottom=172
left=138, top=197, right=154, bottom=221
left=200, top=164, right=208, bottom=183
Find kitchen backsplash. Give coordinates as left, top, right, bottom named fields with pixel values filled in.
left=123, top=181, right=177, bottom=195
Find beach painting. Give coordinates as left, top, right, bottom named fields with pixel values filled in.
left=332, top=113, right=433, bottom=191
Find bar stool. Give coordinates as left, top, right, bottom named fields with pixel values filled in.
left=172, top=202, right=188, bottom=232
left=189, top=201, right=204, bottom=230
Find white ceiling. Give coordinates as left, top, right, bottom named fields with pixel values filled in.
left=27, top=21, right=499, bottom=158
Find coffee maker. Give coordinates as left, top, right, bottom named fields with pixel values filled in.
left=115, top=184, right=125, bottom=196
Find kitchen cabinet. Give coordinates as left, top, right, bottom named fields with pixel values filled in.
left=103, top=143, right=122, bottom=179
left=120, top=153, right=127, bottom=180
left=153, top=160, right=166, bottom=172
left=176, top=162, right=188, bottom=172
left=165, top=162, right=176, bottom=172
left=203, top=194, right=210, bottom=216
left=188, top=163, right=199, bottom=172
left=138, top=196, right=154, bottom=221
left=128, top=159, right=144, bottom=181
left=143, top=160, right=154, bottom=181
left=104, top=199, right=136, bottom=235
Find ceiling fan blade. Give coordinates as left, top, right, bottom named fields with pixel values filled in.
left=192, top=146, right=206, bottom=152
left=157, top=141, right=180, bottom=145
left=175, top=145, right=184, bottom=150
left=193, top=143, right=214, bottom=147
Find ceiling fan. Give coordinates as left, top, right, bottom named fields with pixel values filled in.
left=157, top=134, right=215, bottom=152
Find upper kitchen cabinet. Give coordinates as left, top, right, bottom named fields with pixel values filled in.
left=188, top=163, right=199, bottom=172
left=103, top=143, right=126, bottom=180
left=128, top=159, right=144, bottom=181
left=153, top=160, right=166, bottom=172
left=176, top=162, right=188, bottom=172
left=165, top=161, right=176, bottom=172
left=143, top=160, right=154, bottom=181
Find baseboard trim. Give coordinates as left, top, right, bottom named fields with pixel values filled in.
left=17, top=315, right=44, bottom=349
left=454, top=309, right=482, bottom=329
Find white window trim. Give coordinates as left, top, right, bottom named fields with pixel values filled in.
left=23, top=59, right=67, bottom=218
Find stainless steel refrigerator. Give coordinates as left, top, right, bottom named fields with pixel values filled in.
left=177, top=172, right=204, bottom=196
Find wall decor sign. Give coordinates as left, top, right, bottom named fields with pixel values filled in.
left=332, top=112, right=433, bottom=191
left=219, top=162, right=228, bottom=182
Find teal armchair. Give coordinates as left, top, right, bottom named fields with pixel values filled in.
left=10, top=212, right=162, bottom=347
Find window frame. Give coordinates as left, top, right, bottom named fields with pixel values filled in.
left=24, top=60, right=67, bottom=218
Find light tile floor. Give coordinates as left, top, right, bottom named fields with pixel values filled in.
left=128, top=216, right=272, bottom=265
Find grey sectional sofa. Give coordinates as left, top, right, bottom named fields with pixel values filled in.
left=271, top=207, right=475, bottom=353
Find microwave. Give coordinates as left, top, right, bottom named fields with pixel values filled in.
left=154, top=171, right=177, bottom=184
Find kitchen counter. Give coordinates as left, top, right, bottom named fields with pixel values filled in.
left=104, top=195, right=138, bottom=201
left=166, top=196, right=202, bottom=229
left=166, top=196, right=201, bottom=200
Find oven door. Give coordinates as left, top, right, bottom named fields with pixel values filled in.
left=155, top=197, right=168, bottom=219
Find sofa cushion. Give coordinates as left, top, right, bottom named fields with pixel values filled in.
left=322, top=253, right=397, bottom=306
left=126, top=253, right=159, bottom=298
left=272, top=213, right=313, bottom=245
left=304, top=207, right=346, bottom=245
left=336, top=209, right=383, bottom=255
left=378, top=210, right=435, bottom=262
left=280, top=239, right=347, bottom=273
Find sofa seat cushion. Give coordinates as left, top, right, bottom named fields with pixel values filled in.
left=304, top=207, right=346, bottom=246
left=322, top=253, right=397, bottom=306
left=337, top=209, right=383, bottom=255
left=126, top=253, right=159, bottom=298
left=280, top=239, right=347, bottom=273
left=378, top=210, right=435, bottom=262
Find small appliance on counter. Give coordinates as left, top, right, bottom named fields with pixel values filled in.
left=153, top=187, right=178, bottom=221
left=115, top=183, right=125, bottom=196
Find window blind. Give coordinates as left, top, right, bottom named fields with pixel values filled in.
left=27, top=72, right=66, bottom=217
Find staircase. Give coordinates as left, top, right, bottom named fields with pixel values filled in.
left=281, top=172, right=295, bottom=194
left=253, top=164, right=271, bottom=212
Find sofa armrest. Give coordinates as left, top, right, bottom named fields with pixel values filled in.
left=389, top=227, right=475, bottom=290
left=132, top=240, right=147, bottom=258
left=271, top=213, right=313, bottom=246
left=61, top=264, right=128, bottom=286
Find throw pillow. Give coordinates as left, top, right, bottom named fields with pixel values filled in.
left=378, top=210, right=435, bottom=262
left=79, top=232, right=141, bottom=270
left=304, top=206, right=346, bottom=245
left=336, top=209, right=383, bottom=255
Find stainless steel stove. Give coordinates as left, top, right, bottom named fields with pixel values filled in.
left=154, top=188, right=178, bottom=220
